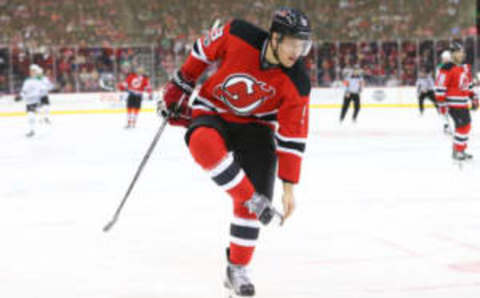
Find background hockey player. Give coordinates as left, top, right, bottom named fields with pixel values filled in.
left=38, top=67, right=56, bottom=124
left=117, top=66, right=152, bottom=128
left=435, top=42, right=478, bottom=162
left=340, top=66, right=364, bottom=123
left=159, top=7, right=311, bottom=297
left=16, top=64, right=46, bottom=137
left=435, top=50, right=454, bottom=133
left=415, top=69, right=436, bottom=115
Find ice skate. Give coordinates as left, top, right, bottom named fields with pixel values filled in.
left=452, top=150, right=473, bottom=169
left=224, top=251, right=255, bottom=297
left=244, top=192, right=284, bottom=226
left=452, top=150, right=473, bottom=160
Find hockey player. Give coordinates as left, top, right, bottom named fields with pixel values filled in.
left=435, top=42, right=478, bottom=162
left=17, top=64, right=46, bottom=137
left=435, top=50, right=454, bottom=133
left=159, top=7, right=311, bottom=297
left=415, top=70, right=436, bottom=115
left=340, top=66, right=364, bottom=123
left=117, top=66, right=152, bottom=128
left=38, top=68, right=55, bottom=124
left=433, top=50, right=451, bottom=131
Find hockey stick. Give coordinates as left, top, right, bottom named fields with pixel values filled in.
left=103, top=93, right=187, bottom=232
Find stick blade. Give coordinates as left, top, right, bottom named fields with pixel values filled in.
left=103, top=220, right=116, bottom=233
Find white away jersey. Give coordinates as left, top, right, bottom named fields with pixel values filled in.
left=40, top=76, right=55, bottom=96
left=20, top=78, right=46, bottom=104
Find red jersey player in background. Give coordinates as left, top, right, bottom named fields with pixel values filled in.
left=158, top=7, right=311, bottom=297
left=435, top=42, right=478, bottom=162
left=117, top=66, right=152, bottom=128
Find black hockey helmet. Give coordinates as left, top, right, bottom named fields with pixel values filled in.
left=270, top=7, right=311, bottom=40
left=270, top=7, right=312, bottom=56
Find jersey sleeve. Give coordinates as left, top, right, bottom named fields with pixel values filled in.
left=180, top=21, right=232, bottom=82
left=117, top=76, right=128, bottom=91
left=435, top=69, right=449, bottom=102
left=428, top=77, right=435, bottom=90
left=20, top=80, right=33, bottom=98
left=20, top=81, right=28, bottom=97
left=465, top=64, right=474, bottom=98
left=44, top=77, right=55, bottom=91
left=144, top=77, right=152, bottom=93
left=275, top=91, right=309, bottom=184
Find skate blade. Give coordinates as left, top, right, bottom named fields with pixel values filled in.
left=457, top=161, right=464, bottom=170
left=224, top=280, right=235, bottom=298
left=274, top=209, right=285, bottom=226
left=223, top=282, right=255, bottom=297
left=453, top=160, right=468, bottom=170
left=224, top=280, right=232, bottom=290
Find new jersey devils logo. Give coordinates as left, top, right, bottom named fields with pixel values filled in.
left=213, top=74, right=275, bottom=116
left=132, top=77, right=142, bottom=88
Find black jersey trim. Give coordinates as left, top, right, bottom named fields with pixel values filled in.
left=281, top=60, right=311, bottom=97
left=441, top=62, right=455, bottom=70
left=229, top=19, right=268, bottom=51
left=275, top=136, right=306, bottom=153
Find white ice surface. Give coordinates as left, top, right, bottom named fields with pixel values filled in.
left=1, top=107, right=480, bottom=298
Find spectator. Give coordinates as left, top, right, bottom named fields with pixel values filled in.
left=0, top=0, right=476, bottom=91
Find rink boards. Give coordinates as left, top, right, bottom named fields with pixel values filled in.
left=0, top=87, right=437, bottom=117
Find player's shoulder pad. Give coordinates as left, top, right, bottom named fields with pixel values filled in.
left=441, top=62, right=455, bottom=71
left=229, top=19, right=268, bottom=51
left=281, top=59, right=311, bottom=97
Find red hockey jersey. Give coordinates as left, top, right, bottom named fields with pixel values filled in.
left=181, top=19, right=310, bottom=183
left=435, top=63, right=473, bottom=108
left=118, top=73, right=152, bottom=95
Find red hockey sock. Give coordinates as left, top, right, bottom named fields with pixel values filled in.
left=188, top=127, right=259, bottom=266
left=133, top=108, right=140, bottom=126
left=127, top=108, right=133, bottom=126
left=454, top=123, right=471, bottom=151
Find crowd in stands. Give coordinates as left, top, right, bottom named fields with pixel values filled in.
left=0, top=0, right=125, bottom=46
left=1, top=0, right=474, bottom=46
left=0, top=0, right=476, bottom=93
left=314, top=37, right=477, bottom=87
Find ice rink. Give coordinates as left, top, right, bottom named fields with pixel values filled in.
left=1, top=106, right=480, bottom=298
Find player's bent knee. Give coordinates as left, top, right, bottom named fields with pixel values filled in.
left=457, top=123, right=471, bottom=134
left=188, top=127, right=228, bottom=169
